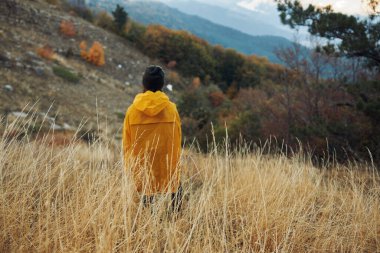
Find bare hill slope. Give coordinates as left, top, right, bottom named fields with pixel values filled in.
left=0, top=0, right=166, bottom=139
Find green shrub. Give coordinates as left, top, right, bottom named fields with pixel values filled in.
left=215, top=111, right=261, bottom=146
left=53, top=66, right=80, bottom=83
left=124, top=21, right=146, bottom=46
left=60, top=1, right=94, bottom=22
left=71, top=6, right=94, bottom=22
left=45, top=0, right=59, bottom=5
left=95, top=11, right=115, bottom=32
left=115, top=111, right=125, bottom=121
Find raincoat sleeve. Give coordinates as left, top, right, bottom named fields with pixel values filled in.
left=174, top=105, right=182, bottom=160
left=122, top=109, right=132, bottom=162
left=175, top=107, right=182, bottom=145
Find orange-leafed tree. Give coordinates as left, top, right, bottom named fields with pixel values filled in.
left=79, top=41, right=88, bottom=59
left=167, top=71, right=180, bottom=83
left=167, top=60, right=177, bottom=69
left=79, top=41, right=105, bottom=66
left=60, top=20, right=76, bottom=37
left=37, top=45, right=55, bottom=60
left=87, top=41, right=105, bottom=66
left=208, top=91, right=225, bottom=107
left=192, top=77, right=201, bottom=89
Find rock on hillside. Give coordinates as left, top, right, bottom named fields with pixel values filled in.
left=0, top=0, right=164, bottom=141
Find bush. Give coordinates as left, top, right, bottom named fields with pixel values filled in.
left=36, top=45, right=55, bottom=60
left=215, top=111, right=261, bottom=147
left=167, top=71, right=181, bottom=85
left=95, top=11, right=115, bottom=32
left=79, top=41, right=105, bottom=66
left=60, top=20, right=76, bottom=37
left=69, top=5, right=94, bottom=22
left=45, top=0, right=59, bottom=5
left=52, top=66, right=80, bottom=83
left=124, top=21, right=146, bottom=46
left=208, top=91, right=225, bottom=107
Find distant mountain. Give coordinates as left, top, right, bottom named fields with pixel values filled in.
left=161, top=0, right=293, bottom=39
left=87, top=0, right=302, bottom=63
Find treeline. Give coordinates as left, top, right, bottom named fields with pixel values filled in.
left=56, top=1, right=380, bottom=164
left=125, top=23, right=285, bottom=94
left=176, top=49, right=379, bottom=164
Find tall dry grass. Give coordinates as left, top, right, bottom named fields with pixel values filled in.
left=0, top=117, right=379, bottom=252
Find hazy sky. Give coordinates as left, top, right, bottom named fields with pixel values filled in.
left=181, top=0, right=373, bottom=15
left=244, top=0, right=371, bottom=14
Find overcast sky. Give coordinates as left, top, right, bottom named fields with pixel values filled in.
left=170, top=0, right=374, bottom=15
left=246, top=0, right=372, bottom=14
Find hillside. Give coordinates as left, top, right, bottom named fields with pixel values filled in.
left=0, top=0, right=174, bottom=139
left=87, top=0, right=300, bottom=63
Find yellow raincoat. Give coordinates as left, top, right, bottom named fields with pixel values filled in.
left=123, top=91, right=181, bottom=195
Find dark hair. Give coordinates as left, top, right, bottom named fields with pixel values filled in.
left=142, top=65, right=165, bottom=92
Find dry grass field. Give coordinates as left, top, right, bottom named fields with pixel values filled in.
left=1, top=119, right=379, bottom=252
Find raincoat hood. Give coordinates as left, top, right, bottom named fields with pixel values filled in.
left=133, top=91, right=170, bottom=117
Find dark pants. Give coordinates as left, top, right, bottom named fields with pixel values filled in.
left=142, top=185, right=183, bottom=212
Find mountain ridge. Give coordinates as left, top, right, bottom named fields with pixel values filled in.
left=87, top=0, right=302, bottom=63
left=161, top=0, right=292, bottom=39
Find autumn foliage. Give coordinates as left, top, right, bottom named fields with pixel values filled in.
left=192, top=77, right=201, bottom=89
left=167, top=71, right=180, bottom=84
left=79, top=41, right=88, bottom=59
left=60, top=20, right=76, bottom=37
left=208, top=91, right=225, bottom=107
left=167, top=60, right=177, bottom=69
left=79, top=41, right=105, bottom=66
left=36, top=45, right=56, bottom=60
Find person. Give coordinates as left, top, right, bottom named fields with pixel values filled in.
left=122, top=65, right=182, bottom=212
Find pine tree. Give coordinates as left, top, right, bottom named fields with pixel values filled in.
left=275, top=0, right=380, bottom=69
left=112, top=4, right=128, bottom=34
